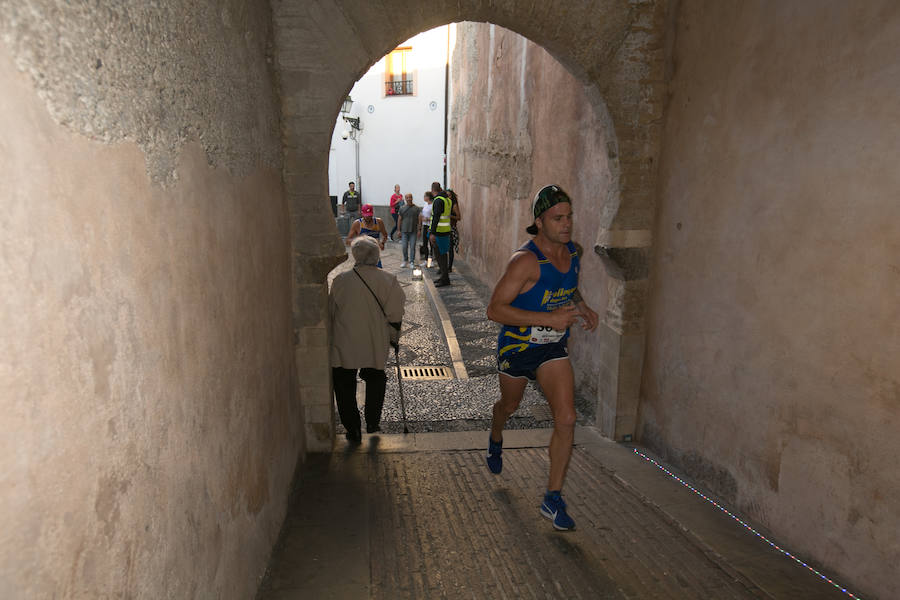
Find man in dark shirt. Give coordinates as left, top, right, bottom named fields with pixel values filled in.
left=396, top=193, right=422, bottom=268
left=342, top=182, right=361, bottom=220
left=428, top=181, right=453, bottom=287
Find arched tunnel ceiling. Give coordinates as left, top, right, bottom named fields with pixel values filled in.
left=274, top=0, right=667, bottom=282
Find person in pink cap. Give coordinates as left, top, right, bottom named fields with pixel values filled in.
left=346, top=203, right=388, bottom=267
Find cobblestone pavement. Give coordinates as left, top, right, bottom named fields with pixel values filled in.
left=261, top=242, right=855, bottom=600
left=257, top=430, right=850, bottom=599
left=366, top=448, right=757, bottom=600
left=264, top=240, right=857, bottom=600
left=329, top=240, right=554, bottom=434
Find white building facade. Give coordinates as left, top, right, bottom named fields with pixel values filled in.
left=329, top=24, right=455, bottom=210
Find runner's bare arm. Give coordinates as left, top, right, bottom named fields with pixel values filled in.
left=486, top=251, right=578, bottom=331
left=574, top=297, right=599, bottom=331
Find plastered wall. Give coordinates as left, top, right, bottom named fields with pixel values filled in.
left=449, top=22, right=615, bottom=415
left=641, top=2, right=900, bottom=598
left=0, top=1, right=300, bottom=597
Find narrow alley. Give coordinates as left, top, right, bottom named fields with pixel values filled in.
left=3, top=2, right=897, bottom=599
left=256, top=245, right=852, bottom=599
left=328, top=241, right=564, bottom=435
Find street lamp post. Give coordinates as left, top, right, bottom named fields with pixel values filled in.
left=340, top=96, right=363, bottom=194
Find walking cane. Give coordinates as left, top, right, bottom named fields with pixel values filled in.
left=394, top=344, right=409, bottom=434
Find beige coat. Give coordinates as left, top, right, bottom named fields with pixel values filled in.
left=329, top=265, right=405, bottom=370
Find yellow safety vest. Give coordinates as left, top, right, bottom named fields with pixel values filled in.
left=435, top=195, right=453, bottom=233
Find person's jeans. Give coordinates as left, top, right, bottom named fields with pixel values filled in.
left=401, top=231, right=418, bottom=263
left=421, top=226, right=430, bottom=261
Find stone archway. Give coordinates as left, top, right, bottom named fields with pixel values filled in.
left=274, top=0, right=668, bottom=450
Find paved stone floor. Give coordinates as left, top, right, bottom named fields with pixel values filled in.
left=256, top=429, right=851, bottom=599
left=290, top=240, right=856, bottom=599
left=329, top=241, right=585, bottom=434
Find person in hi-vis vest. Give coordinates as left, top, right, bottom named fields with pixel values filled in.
left=427, top=181, right=453, bottom=287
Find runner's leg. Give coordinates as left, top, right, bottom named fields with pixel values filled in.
left=491, top=374, right=528, bottom=442
left=535, top=358, right=576, bottom=491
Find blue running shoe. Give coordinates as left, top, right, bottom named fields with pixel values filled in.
left=486, top=435, right=503, bottom=474
left=541, top=491, right=575, bottom=531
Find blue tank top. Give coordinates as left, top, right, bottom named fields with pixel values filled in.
left=497, top=240, right=580, bottom=357
left=358, top=218, right=381, bottom=240
left=357, top=218, right=383, bottom=268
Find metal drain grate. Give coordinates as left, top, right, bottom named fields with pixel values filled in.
left=400, top=365, right=454, bottom=380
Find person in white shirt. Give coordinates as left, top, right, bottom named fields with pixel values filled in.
left=419, top=191, right=434, bottom=268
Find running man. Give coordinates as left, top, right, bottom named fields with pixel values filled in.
left=346, top=203, right=387, bottom=267
left=485, top=184, right=599, bottom=531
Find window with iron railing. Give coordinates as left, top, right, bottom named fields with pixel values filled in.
left=385, top=46, right=414, bottom=96
left=385, top=80, right=414, bottom=96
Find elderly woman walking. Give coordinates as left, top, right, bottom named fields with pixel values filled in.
left=329, top=236, right=405, bottom=442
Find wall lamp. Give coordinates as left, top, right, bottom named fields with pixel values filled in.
left=340, top=96, right=361, bottom=131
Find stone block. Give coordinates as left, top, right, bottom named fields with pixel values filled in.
left=293, top=251, right=344, bottom=283
left=620, top=330, right=646, bottom=360
left=605, top=278, right=649, bottom=335
left=293, top=344, right=328, bottom=368
left=305, top=423, right=333, bottom=452
left=289, top=204, right=341, bottom=236
left=282, top=120, right=334, bottom=151
left=614, top=414, right=638, bottom=442
left=283, top=146, right=324, bottom=171
left=292, top=284, right=328, bottom=330
left=300, top=367, right=331, bottom=390
left=591, top=321, right=643, bottom=441
left=287, top=191, right=330, bottom=212
left=283, top=163, right=328, bottom=190
left=594, top=245, right=650, bottom=281
left=301, top=384, right=333, bottom=407
left=296, top=326, right=328, bottom=348
left=305, top=403, right=332, bottom=424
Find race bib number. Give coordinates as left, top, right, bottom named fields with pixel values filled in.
left=529, top=326, right=564, bottom=345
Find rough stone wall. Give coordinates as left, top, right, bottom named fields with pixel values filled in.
left=0, top=0, right=281, bottom=184
left=641, top=2, right=900, bottom=598
left=449, top=22, right=614, bottom=405
left=0, top=2, right=300, bottom=598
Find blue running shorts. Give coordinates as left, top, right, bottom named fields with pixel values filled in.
left=497, top=341, right=569, bottom=381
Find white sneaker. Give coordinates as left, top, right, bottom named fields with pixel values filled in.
left=426, top=258, right=432, bottom=268
left=400, top=261, right=408, bottom=268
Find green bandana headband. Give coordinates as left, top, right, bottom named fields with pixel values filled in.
left=527, top=185, right=571, bottom=234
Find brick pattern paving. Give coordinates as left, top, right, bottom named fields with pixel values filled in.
left=367, top=448, right=762, bottom=599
